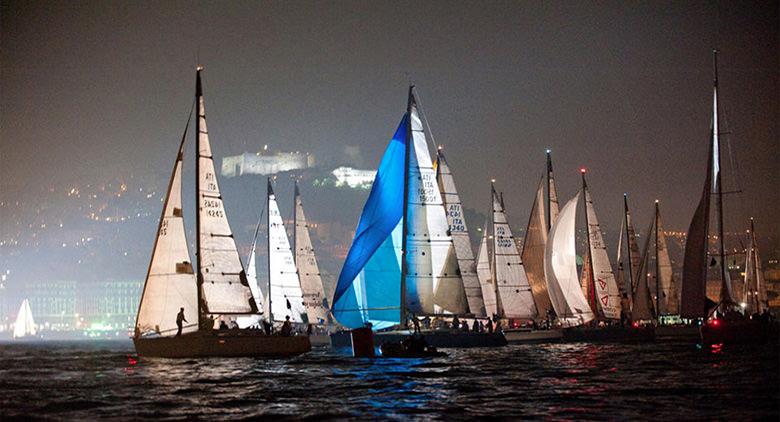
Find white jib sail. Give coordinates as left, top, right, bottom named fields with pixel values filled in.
left=492, top=188, right=537, bottom=319
left=268, top=186, right=306, bottom=323
left=544, top=194, right=594, bottom=327
left=295, top=185, right=330, bottom=324
left=136, top=136, right=198, bottom=337
left=197, top=88, right=256, bottom=314
left=583, top=187, right=622, bottom=319
left=523, top=178, right=553, bottom=318
left=405, top=96, right=465, bottom=315
left=436, top=151, right=485, bottom=316
left=13, top=299, right=36, bottom=338
left=477, top=223, right=498, bottom=317
left=237, top=234, right=265, bottom=328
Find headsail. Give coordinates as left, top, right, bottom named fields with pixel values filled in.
left=13, top=299, right=36, bottom=338
left=294, top=182, right=331, bottom=324
left=405, top=91, right=465, bottom=315
left=632, top=219, right=656, bottom=321
left=195, top=69, right=257, bottom=315
left=267, top=180, right=306, bottom=323
left=237, top=215, right=265, bottom=328
left=624, top=195, right=641, bottom=306
left=436, top=149, right=485, bottom=316
left=492, top=184, right=537, bottom=319
left=332, top=116, right=406, bottom=330
left=522, top=177, right=553, bottom=318
left=544, top=193, right=594, bottom=327
left=582, top=174, right=621, bottom=319
left=136, top=114, right=198, bottom=336
left=477, top=222, right=498, bottom=317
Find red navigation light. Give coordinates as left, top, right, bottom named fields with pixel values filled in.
left=580, top=168, right=587, bottom=174
left=709, top=319, right=720, bottom=327
left=632, top=321, right=639, bottom=328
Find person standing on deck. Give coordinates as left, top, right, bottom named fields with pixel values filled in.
left=176, top=308, right=187, bottom=336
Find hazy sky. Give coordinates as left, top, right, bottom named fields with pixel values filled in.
left=2, top=1, right=778, bottom=240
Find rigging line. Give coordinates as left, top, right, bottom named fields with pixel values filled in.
left=412, top=88, right=438, bottom=150
left=247, top=206, right=266, bottom=264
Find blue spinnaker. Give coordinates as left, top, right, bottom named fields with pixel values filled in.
left=332, top=115, right=407, bottom=329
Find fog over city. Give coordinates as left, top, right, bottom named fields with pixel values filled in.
left=1, top=1, right=777, bottom=322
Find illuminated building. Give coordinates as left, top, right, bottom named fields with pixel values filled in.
left=331, top=166, right=376, bottom=189
left=221, top=146, right=315, bottom=177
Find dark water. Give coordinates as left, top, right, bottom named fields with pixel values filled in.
left=0, top=340, right=777, bottom=420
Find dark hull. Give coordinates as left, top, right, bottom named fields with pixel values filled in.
left=133, top=332, right=311, bottom=358
left=655, top=325, right=700, bottom=342
left=562, top=326, right=655, bottom=343
left=504, top=329, right=562, bottom=344
left=700, top=321, right=780, bottom=345
left=330, top=329, right=507, bottom=349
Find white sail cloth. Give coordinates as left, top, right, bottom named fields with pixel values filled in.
left=583, top=187, right=622, bottom=319
left=544, top=194, right=594, bottom=327
left=295, top=186, right=330, bottom=324
left=268, top=187, right=306, bottom=323
left=13, top=299, right=36, bottom=338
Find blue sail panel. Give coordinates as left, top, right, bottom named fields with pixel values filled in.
left=332, top=115, right=407, bottom=329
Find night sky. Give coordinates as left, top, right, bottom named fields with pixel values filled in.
left=2, top=1, right=778, bottom=242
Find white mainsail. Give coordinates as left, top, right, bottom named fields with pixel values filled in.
left=477, top=223, right=498, bottom=317
left=656, top=204, right=677, bottom=315
left=294, top=182, right=331, bottom=324
left=522, top=177, right=553, bottom=318
left=136, top=125, right=198, bottom=337
left=583, top=184, right=622, bottom=319
left=13, top=299, right=36, bottom=338
left=405, top=95, right=465, bottom=315
left=196, top=71, right=257, bottom=314
left=544, top=193, right=594, bottom=327
left=632, top=219, right=656, bottom=321
left=268, top=181, right=306, bottom=323
left=492, top=186, right=537, bottom=319
left=436, top=150, right=485, bottom=316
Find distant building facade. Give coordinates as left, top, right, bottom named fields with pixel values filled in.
left=331, top=166, right=375, bottom=189
left=25, top=280, right=77, bottom=330
left=221, top=147, right=315, bottom=177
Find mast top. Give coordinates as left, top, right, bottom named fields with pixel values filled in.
left=655, top=199, right=659, bottom=204
left=580, top=167, right=587, bottom=174
left=546, top=148, right=551, bottom=154
left=712, top=49, right=719, bottom=87
left=267, top=177, right=274, bottom=195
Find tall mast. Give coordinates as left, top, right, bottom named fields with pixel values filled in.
left=292, top=180, right=298, bottom=266
left=655, top=200, right=661, bottom=318
left=713, top=49, right=730, bottom=306
left=581, top=169, right=597, bottom=315
left=622, top=194, right=635, bottom=298
left=267, top=177, right=273, bottom=322
left=491, top=180, right=502, bottom=318
left=545, top=150, right=553, bottom=232
left=399, top=85, right=413, bottom=328
left=195, top=66, right=204, bottom=330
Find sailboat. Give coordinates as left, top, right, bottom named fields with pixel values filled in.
left=476, top=222, right=498, bottom=316
left=133, top=67, right=311, bottom=358
left=743, top=218, right=769, bottom=315
left=488, top=180, right=563, bottom=344
left=330, top=86, right=506, bottom=349
left=616, top=194, right=642, bottom=319
left=12, top=299, right=37, bottom=339
left=553, top=170, right=653, bottom=342
left=681, top=51, right=778, bottom=345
